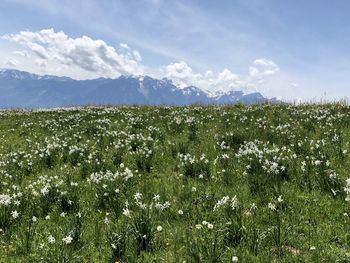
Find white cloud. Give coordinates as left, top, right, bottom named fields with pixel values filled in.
left=1, top=28, right=281, bottom=95
left=5, top=58, right=19, bottom=67
left=2, top=28, right=143, bottom=77
left=163, top=60, right=278, bottom=93
left=165, top=61, right=202, bottom=87
left=35, top=58, right=47, bottom=68
left=132, top=50, right=142, bottom=62
left=249, top=58, right=279, bottom=79
left=120, top=43, right=130, bottom=50
left=12, top=50, right=29, bottom=57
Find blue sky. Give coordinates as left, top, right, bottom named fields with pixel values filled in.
left=1, top=0, right=350, bottom=101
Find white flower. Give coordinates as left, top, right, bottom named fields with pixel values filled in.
left=40, top=186, right=49, bottom=196
left=11, top=210, right=19, bottom=219
left=207, top=223, right=214, bottom=229
left=134, top=192, right=142, bottom=201
left=232, top=256, right=239, bottom=262
left=178, top=210, right=184, bottom=215
left=45, top=215, right=50, bottom=220
left=213, top=196, right=229, bottom=211
left=0, top=194, right=11, bottom=206
left=48, top=235, right=56, bottom=244
left=62, top=235, right=73, bottom=244
left=310, top=246, right=316, bottom=251
left=231, top=195, right=238, bottom=210
left=32, top=216, right=37, bottom=223
left=153, top=194, right=160, bottom=201
left=277, top=195, right=283, bottom=203
left=195, top=224, right=202, bottom=229
left=122, top=208, right=131, bottom=217
left=268, top=202, right=276, bottom=211
left=156, top=225, right=163, bottom=232
left=250, top=203, right=257, bottom=212
left=60, top=212, right=66, bottom=217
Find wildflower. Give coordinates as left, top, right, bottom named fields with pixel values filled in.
left=195, top=224, right=202, bottom=229
left=48, top=235, right=56, bottom=244
left=153, top=194, right=160, bottom=201
left=156, top=225, right=163, bottom=232
left=122, top=207, right=131, bottom=217
left=207, top=223, right=214, bottom=229
left=62, top=235, right=73, bottom=244
left=11, top=210, right=19, bottom=219
left=231, top=195, right=238, bottom=210
left=178, top=210, right=184, bottom=215
left=40, top=186, right=49, bottom=196
left=134, top=192, right=142, bottom=200
left=277, top=195, right=283, bottom=203
left=268, top=202, right=276, bottom=211
left=32, top=216, right=37, bottom=223
left=213, top=196, right=229, bottom=211
left=250, top=203, right=257, bottom=212
left=0, top=194, right=11, bottom=206
left=310, top=246, right=316, bottom=251
left=232, top=256, right=239, bottom=262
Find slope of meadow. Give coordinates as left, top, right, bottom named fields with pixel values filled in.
left=1, top=105, right=350, bottom=262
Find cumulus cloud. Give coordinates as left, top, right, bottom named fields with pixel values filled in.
left=249, top=58, right=279, bottom=79
left=165, top=61, right=202, bottom=87
left=2, top=28, right=143, bottom=77
left=1, top=28, right=280, bottom=94
left=163, top=60, right=277, bottom=93
left=164, top=61, right=243, bottom=92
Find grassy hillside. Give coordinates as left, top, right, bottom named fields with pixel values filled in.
left=1, top=105, right=350, bottom=262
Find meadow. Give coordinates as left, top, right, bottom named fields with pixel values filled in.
left=1, top=104, right=350, bottom=262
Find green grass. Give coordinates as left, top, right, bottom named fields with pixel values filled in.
left=1, top=104, right=350, bottom=262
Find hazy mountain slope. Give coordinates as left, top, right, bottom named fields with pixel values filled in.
left=0, top=69, right=273, bottom=108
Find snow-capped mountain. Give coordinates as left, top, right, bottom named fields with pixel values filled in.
left=0, top=69, right=275, bottom=108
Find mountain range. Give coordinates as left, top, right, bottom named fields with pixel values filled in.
left=0, top=69, right=278, bottom=108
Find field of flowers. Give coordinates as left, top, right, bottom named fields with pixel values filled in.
left=1, top=104, right=350, bottom=262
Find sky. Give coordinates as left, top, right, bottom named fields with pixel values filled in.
left=1, top=0, right=350, bottom=101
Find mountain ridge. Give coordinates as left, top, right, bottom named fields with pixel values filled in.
left=0, top=69, right=278, bottom=108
